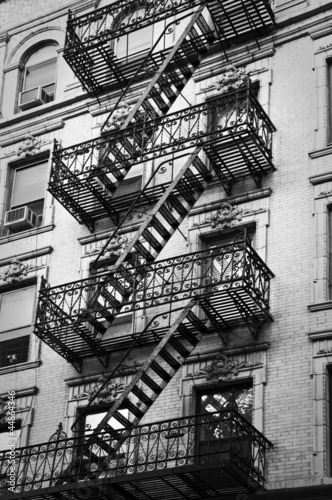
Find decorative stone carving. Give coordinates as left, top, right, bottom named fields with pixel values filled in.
left=17, top=133, right=43, bottom=157
left=192, top=204, right=256, bottom=229
left=186, top=352, right=262, bottom=381
left=0, top=258, right=35, bottom=284
left=74, top=378, right=127, bottom=404
left=84, top=234, right=130, bottom=257
left=210, top=203, right=243, bottom=229
left=107, top=101, right=132, bottom=131
left=201, top=65, right=250, bottom=93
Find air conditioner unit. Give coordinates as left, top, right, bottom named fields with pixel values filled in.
left=18, top=86, right=48, bottom=111
left=4, top=206, right=38, bottom=231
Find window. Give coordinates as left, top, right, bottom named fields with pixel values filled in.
left=197, top=383, right=253, bottom=422
left=328, top=62, right=332, bottom=144
left=112, top=163, right=143, bottom=202
left=0, top=421, right=21, bottom=451
left=328, top=367, right=332, bottom=476
left=0, top=286, right=35, bottom=368
left=116, top=8, right=153, bottom=61
left=329, top=208, right=332, bottom=299
left=205, top=228, right=255, bottom=285
left=5, top=161, right=49, bottom=233
left=196, top=382, right=253, bottom=465
left=19, top=45, right=57, bottom=111
left=114, top=5, right=167, bottom=63
left=76, top=405, right=130, bottom=477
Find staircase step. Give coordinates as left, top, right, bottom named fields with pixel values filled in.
left=122, top=399, right=145, bottom=419
left=150, top=360, right=172, bottom=382
left=113, top=409, right=133, bottom=428
left=140, top=372, right=164, bottom=394
left=159, top=205, right=179, bottom=227
left=168, top=336, right=191, bottom=357
left=133, top=241, right=155, bottom=262
left=142, top=229, right=163, bottom=252
left=149, top=217, right=172, bottom=240
left=158, top=348, right=181, bottom=370
left=80, top=310, right=107, bottom=334
left=193, top=156, right=213, bottom=180
left=131, top=385, right=154, bottom=407
left=167, top=193, right=188, bottom=216
left=150, top=88, right=169, bottom=113
left=177, top=324, right=200, bottom=345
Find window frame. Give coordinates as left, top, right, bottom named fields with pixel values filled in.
left=5, top=157, right=50, bottom=234
left=0, top=282, right=36, bottom=369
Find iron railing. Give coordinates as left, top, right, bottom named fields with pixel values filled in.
left=49, top=88, right=276, bottom=221
left=0, top=410, right=272, bottom=498
left=34, top=239, right=273, bottom=363
left=64, top=0, right=274, bottom=52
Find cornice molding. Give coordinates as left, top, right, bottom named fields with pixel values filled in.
left=0, top=120, right=64, bottom=147
left=309, top=145, right=332, bottom=159
left=0, top=224, right=54, bottom=245
left=3, top=61, right=24, bottom=73
left=308, top=301, right=332, bottom=312
left=309, top=172, right=332, bottom=185
left=0, top=386, right=38, bottom=399
left=0, top=32, right=10, bottom=45
left=183, top=341, right=270, bottom=366
left=78, top=224, right=141, bottom=246
left=308, top=330, right=332, bottom=342
left=0, top=246, right=53, bottom=267
left=193, top=44, right=275, bottom=83
left=189, top=188, right=272, bottom=218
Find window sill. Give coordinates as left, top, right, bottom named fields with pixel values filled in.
left=308, top=301, right=332, bottom=312
left=308, top=145, right=332, bottom=159
left=0, top=224, right=54, bottom=245
left=0, top=359, right=41, bottom=376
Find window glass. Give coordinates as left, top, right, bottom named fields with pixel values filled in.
left=0, top=287, right=35, bottom=333
left=328, top=62, right=332, bottom=144
left=198, top=384, right=253, bottom=424
left=11, top=162, right=48, bottom=208
left=116, top=9, right=153, bottom=60
left=0, top=422, right=21, bottom=451
left=24, top=59, right=57, bottom=92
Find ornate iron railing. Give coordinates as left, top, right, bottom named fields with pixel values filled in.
left=35, top=239, right=273, bottom=350
left=0, top=410, right=272, bottom=497
left=64, top=0, right=274, bottom=52
left=50, top=88, right=276, bottom=200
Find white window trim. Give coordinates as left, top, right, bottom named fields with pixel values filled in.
left=310, top=331, right=332, bottom=482
left=180, top=349, right=267, bottom=432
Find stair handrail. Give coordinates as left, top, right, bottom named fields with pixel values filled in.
left=100, top=6, right=208, bottom=133
left=70, top=305, right=193, bottom=432
left=90, top=150, right=199, bottom=271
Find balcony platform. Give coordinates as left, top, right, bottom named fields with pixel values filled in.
left=0, top=411, right=272, bottom=500
left=63, top=0, right=275, bottom=94
left=34, top=239, right=273, bottom=369
left=49, top=88, right=276, bottom=231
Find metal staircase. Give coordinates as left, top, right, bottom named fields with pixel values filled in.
left=68, top=300, right=209, bottom=477
left=32, top=1, right=276, bottom=467
left=87, top=6, right=216, bottom=206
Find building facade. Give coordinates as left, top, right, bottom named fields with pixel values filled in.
left=0, top=0, right=332, bottom=498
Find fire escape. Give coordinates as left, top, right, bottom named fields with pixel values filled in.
left=0, top=2, right=275, bottom=499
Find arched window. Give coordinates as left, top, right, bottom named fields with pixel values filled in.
left=18, top=45, right=57, bottom=111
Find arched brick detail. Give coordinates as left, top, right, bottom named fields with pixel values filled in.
left=7, top=27, right=64, bottom=66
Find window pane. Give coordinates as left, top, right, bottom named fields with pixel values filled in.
left=0, top=424, right=21, bottom=451
left=199, top=386, right=253, bottom=423
left=0, top=287, right=35, bottom=333
left=11, top=163, right=48, bottom=208
left=24, top=59, right=57, bottom=91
